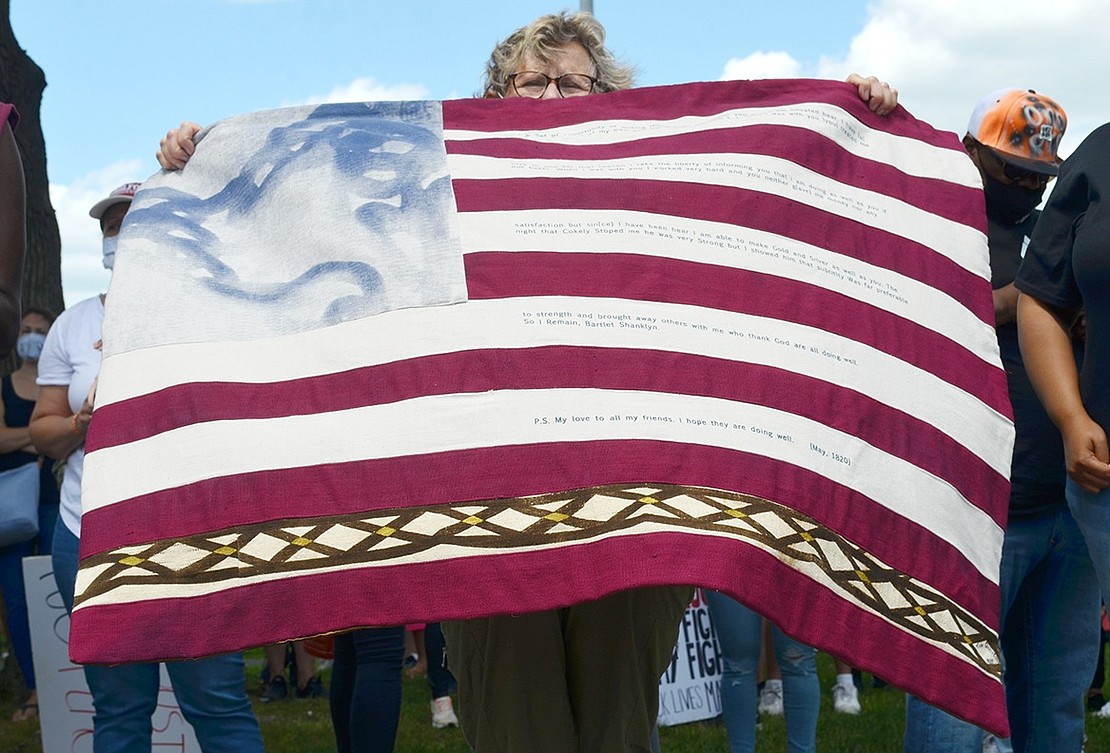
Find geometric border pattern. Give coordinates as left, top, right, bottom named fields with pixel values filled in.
left=75, top=482, right=999, bottom=676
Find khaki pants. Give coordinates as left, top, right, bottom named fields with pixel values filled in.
left=443, top=585, right=693, bottom=753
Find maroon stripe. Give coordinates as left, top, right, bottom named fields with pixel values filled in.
left=66, top=530, right=1007, bottom=735
left=78, top=440, right=1002, bottom=620
left=447, top=125, right=984, bottom=230
left=452, top=178, right=991, bottom=323
left=87, top=349, right=1005, bottom=521
left=443, top=79, right=961, bottom=151
left=462, top=251, right=1008, bottom=417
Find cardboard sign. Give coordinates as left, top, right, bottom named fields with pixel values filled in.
left=658, top=588, right=722, bottom=726
left=23, top=555, right=201, bottom=752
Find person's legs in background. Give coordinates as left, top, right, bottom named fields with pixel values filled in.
left=329, top=626, right=405, bottom=753
left=424, top=622, right=459, bottom=728
left=758, top=622, right=784, bottom=716
left=830, top=656, right=861, bottom=714
left=704, top=590, right=762, bottom=753
left=0, top=537, right=38, bottom=720
left=564, top=585, right=692, bottom=753
left=902, top=695, right=981, bottom=753
left=771, top=626, right=819, bottom=753
left=53, top=522, right=165, bottom=753
left=443, top=609, right=578, bottom=753
left=166, top=653, right=264, bottom=753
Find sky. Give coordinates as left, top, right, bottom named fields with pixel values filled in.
left=11, top=0, right=1110, bottom=307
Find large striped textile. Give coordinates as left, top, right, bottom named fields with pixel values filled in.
left=73, top=79, right=1011, bottom=733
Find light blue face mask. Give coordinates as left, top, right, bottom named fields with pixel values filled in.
left=16, top=332, right=46, bottom=361
left=102, top=235, right=119, bottom=270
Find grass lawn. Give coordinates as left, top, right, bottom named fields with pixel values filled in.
left=4, top=650, right=1110, bottom=751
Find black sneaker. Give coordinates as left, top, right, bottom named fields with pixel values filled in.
left=296, top=676, right=325, bottom=699
left=260, top=675, right=288, bottom=702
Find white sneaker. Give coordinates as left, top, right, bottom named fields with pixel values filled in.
left=1095, top=703, right=1110, bottom=718
left=758, top=681, right=784, bottom=716
left=832, top=683, right=861, bottom=714
left=431, top=696, right=459, bottom=729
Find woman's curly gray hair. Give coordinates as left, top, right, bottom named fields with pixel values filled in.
left=481, top=12, right=634, bottom=97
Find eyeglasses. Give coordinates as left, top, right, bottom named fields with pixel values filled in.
left=981, top=145, right=1052, bottom=187
left=508, top=71, right=597, bottom=98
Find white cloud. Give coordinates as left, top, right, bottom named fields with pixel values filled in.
left=719, top=0, right=1109, bottom=157
left=286, top=77, right=431, bottom=107
left=721, top=51, right=804, bottom=81
left=813, top=0, right=1110, bottom=155
left=50, top=160, right=145, bottom=309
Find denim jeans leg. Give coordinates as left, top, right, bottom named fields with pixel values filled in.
left=999, top=509, right=1099, bottom=753
left=54, top=523, right=167, bottom=753
left=903, top=694, right=980, bottom=753
left=36, top=502, right=59, bottom=555
left=329, top=626, right=404, bottom=753
left=166, top=654, right=264, bottom=753
left=1068, top=478, right=1110, bottom=604
left=772, top=627, right=818, bottom=753
left=0, top=537, right=37, bottom=688
left=50, top=522, right=79, bottom=613
left=704, top=590, right=761, bottom=753
left=424, top=622, right=456, bottom=699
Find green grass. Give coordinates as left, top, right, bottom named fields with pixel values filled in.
left=4, top=651, right=1110, bottom=752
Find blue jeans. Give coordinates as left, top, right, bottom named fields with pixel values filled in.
left=329, top=626, right=405, bottom=753
left=1068, top=477, right=1110, bottom=607
left=0, top=501, right=58, bottom=690
left=53, top=523, right=263, bottom=753
left=704, top=590, right=818, bottom=753
left=903, top=506, right=1100, bottom=753
left=424, top=622, right=456, bottom=700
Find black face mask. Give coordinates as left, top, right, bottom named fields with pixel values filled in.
left=982, top=171, right=1045, bottom=225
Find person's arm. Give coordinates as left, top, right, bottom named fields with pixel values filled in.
left=845, top=73, right=897, bottom=116
left=992, top=283, right=1019, bottom=326
left=1017, top=293, right=1110, bottom=493
left=0, top=395, right=35, bottom=454
left=0, top=121, right=25, bottom=356
left=156, top=121, right=203, bottom=171
left=29, top=385, right=91, bottom=462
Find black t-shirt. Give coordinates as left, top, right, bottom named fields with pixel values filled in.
left=1017, top=122, right=1110, bottom=436
left=990, top=214, right=1073, bottom=518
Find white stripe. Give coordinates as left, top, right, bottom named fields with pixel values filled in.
left=445, top=101, right=979, bottom=187
left=82, top=387, right=1004, bottom=583
left=93, top=296, right=1013, bottom=479
left=457, top=208, right=996, bottom=361
left=447, top=151, right=989, bottom=279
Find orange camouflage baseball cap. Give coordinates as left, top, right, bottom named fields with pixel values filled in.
left=967, top=89, right=1067, bottom=175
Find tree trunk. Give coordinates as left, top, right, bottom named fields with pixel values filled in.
left=0, top=0, right=64, bottom=320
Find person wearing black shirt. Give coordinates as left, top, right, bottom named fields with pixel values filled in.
left=906, top=90, right=1099, bottom=753
left=1018, top=119, right=1110, bottom=725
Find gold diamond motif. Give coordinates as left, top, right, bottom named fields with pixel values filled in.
left=74, top=482, right=1000, bottom=679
